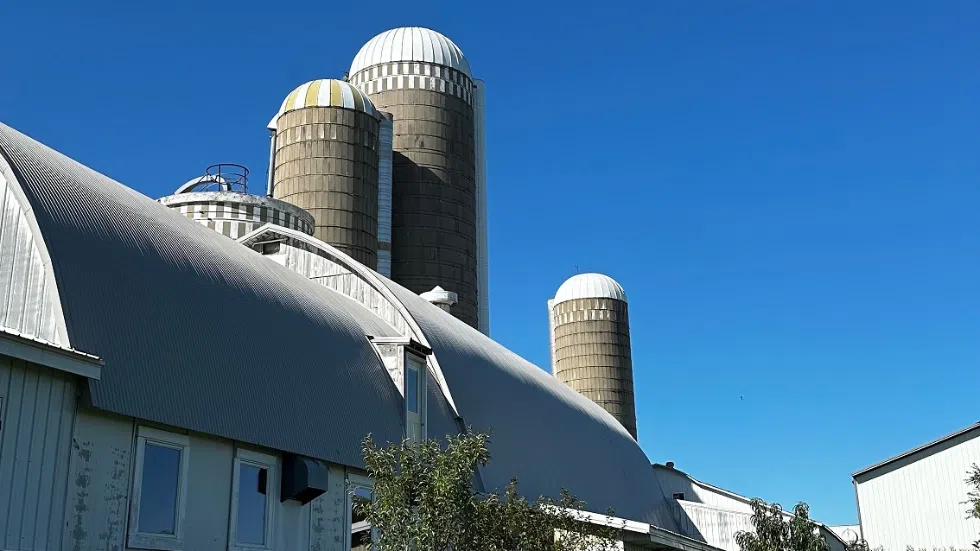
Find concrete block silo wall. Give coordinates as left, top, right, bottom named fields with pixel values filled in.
left=551, top=297, right=637, bottom=438
left=352, top=71, right=479, bottom=329
left=273, top=107, right=380, bottom=269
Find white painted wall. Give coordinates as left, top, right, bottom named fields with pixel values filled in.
left=61, top=406, right=353, bottom=551
left=0, top=354, right=77, bottom=550
left=856, top=430, right=980, bottom=550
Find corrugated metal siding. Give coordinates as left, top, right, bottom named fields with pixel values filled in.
left=0, top=152, right=68, bottom=347
left=0, top=122, right=404, bottom=469
left=426, top=370, right=461, bottom=442
left=0, top=354, right=76, bottom=550
left=856, top=430, right=980, bottom=549
left=655, top=468, right=754, bottom=513
left=281, top=239, right=411, bottom=337
left=384, top=281, right=677, bottom=528
left=675, top=501, right=753, bottom=551
left=673, top=502, right=845, bottom=551
left=655, top=467, right=847, bottom=551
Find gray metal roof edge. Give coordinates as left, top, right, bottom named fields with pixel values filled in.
left=652, top=464, right=751, bottom=506
left=569, top=507, right=725, bottom=551
left=0, top=327, right=103, bottom=379
left=851, top=421, right=980, bottom=479
left=648, top=526, right=726, bottom=551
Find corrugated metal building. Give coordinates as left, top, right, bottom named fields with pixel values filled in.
left=0, top=121, right=719, bottom=551
left=654, top=464, right=848, bottom=551
left=853, top=422, right=980, bottom=550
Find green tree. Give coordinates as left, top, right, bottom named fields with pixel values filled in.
left=967, top=464, right=980, bottom=550
left=844, top=539, right=872, bottom=551
left=357, top=432, right=622, bottom=551
left=735, top=499, right=830, bottom=551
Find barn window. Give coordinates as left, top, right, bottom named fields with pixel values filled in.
left=348, top=473, right=375, bottom=551
left=230, top=448, right=278, bottom=550
left=128, top=426, right=190, bottom=550
left=405, top=354, right=425, bottom=443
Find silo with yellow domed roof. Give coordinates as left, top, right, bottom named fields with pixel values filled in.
left=268, top=79, right=382, bottom=269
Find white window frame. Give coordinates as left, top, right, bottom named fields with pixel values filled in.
left=347, top=473, right=375, bottom=551
left=127, top=426, right=191, bottom=551
left=229, top=447, right=278, bottom=551
left=405, top=352, right=427, bottom=444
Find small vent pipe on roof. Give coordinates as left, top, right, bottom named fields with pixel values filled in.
left=420, top=286, right=457, bottom=314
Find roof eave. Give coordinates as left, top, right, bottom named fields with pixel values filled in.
left=852, top=422, right=980, bottom=479
left=0, top=328, right=102, bottom=379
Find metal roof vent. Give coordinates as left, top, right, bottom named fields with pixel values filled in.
left=420, top=286, right=458, bottom=313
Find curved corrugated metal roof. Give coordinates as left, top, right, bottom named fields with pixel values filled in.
left=554, top=273, right=627, bottom=303
left=0, top=121, right=677, bottom=527
left=382, top=281, right=676, bottom=526
left=0, top=122, right=405, bottom=468
left=350, top=27, right=472, bottom=78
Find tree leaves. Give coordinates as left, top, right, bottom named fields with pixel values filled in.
left=358, top=431, right=621, bottom=551
left=735, top=499, right=830, bottom=551
left=966, top=464, right=980, bottom=550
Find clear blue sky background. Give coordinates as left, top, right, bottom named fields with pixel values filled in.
left=3, top=0, right=979, bottom=526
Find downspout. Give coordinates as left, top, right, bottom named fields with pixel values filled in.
left=266, top=128, right=277, bottom=197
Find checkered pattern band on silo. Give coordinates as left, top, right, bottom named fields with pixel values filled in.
left=350, top=61, right=473, bottom=105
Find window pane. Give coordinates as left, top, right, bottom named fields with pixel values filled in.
left=405, top=367, right=419, bottom=414
left=236, top=464, right=268, bottom=545
left=138, top=443, right=181, bottom=535
left=351, top=491, right=372, bottom=551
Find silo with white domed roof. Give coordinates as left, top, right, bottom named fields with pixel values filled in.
left=549, top=273, right=637, bottom=439
left=349, top=27, right=487, bottom=333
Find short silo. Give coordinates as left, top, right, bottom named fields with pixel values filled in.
left=549, top=273, right=637, bottom=439
left=159, top=164, right=314, bottom=239
left=268, top=79, right=382, bottom=269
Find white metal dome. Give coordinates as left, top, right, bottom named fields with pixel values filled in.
left=554, top=273, right=627, bottom=303
left=350, top=27, right=471, bottom=79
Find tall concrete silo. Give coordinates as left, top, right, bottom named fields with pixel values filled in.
left=267, top=79, right=383, bottom=270
left=549, top=273, right=637, bottom=439
left=349, top=27, right=488, bottom=332
left=159, top=164, right=314, bottom=239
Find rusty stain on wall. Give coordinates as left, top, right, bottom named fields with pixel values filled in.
left=64, top=410, right=132, bottom=551
left=70, top=439, right=91, bottom=551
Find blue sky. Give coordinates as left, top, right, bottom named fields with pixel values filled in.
left=3, top=0, right=979, bottom=526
